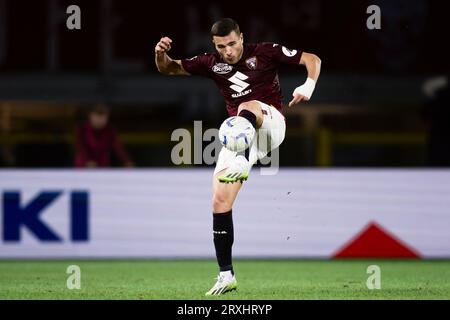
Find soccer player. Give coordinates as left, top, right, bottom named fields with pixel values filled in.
left=155, top=18, right=321, bottom=295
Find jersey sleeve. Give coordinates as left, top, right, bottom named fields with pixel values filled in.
left=261, top=42, right=303, bottom=65
left=181, top=53, right=212, bottom=77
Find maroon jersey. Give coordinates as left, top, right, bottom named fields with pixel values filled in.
left=181, top=42, right=302, bottom=116
left=74, top=122, right=132, bottom=167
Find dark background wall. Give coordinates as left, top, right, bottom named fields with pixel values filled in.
left=0, top=0, right=448, bottom=167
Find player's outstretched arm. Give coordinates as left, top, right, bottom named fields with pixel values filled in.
left=289, top=52, right=321, bottom=107
left=154, top=37, right=190, bottom=76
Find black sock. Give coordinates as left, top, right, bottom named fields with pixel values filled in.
left=238, top=109, right=257, bottom=129
left=213, top=210, right=234, bottom=274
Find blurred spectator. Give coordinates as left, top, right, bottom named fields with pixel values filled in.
left=74, top=104, right=134, bottom=168
left=422, top=76, right=450, bottom=166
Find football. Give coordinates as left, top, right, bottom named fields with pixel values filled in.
left=218, top=116, right=256, bottom=152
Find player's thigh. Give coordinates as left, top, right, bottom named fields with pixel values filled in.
left=254, top=103, right=286, bottom=159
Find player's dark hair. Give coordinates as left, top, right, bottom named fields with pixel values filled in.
left=211, top=18, right=240, bottom=37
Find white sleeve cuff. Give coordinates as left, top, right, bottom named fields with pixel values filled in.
left=292, top=78, right=316, bottom=100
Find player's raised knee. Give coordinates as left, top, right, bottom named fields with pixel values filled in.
left=237, top=101, right=263, bottom=128
left=237, top=100, right=261, bottom=114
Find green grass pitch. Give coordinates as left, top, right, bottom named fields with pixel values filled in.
left=1, top=260, right=449, bottom=299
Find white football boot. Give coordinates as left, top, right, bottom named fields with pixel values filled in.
left=218, top=155, right=250, bottom=184
left=205, top=271, right=237, bottom=296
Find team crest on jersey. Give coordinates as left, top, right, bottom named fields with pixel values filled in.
left=245, top=56, right=257, bottom=70
left=212, top=63, right=233, bottom=74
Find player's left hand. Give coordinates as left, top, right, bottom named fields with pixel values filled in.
left=288, top=94, right=308, bottom=107
left=289, top=78, right=316, bottom=107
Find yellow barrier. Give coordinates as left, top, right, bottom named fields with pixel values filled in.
left=0, top=132, right=170, bottom=145
left=315, top=128, right=427, bottom=166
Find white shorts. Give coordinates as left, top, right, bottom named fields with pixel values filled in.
left=214, top=102, right=286, bottom=175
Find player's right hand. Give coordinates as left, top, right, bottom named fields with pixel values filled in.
left=155, top=37, right=172, bottom=55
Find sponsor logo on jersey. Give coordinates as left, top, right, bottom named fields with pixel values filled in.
left=228, top=71, right=252, bottom=98
left=231, top=89, right=252, bottom=98
left=282, top=46, right=297, bottom=57
left=245, top=56, right=258, bottom=70
left=212, top=63, right=233, bottom=74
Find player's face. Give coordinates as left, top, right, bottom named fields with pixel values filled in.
left=213, top=31, right=244, bottom=65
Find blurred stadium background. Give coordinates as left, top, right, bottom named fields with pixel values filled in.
left=1, top=0, right=450, bottom=299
